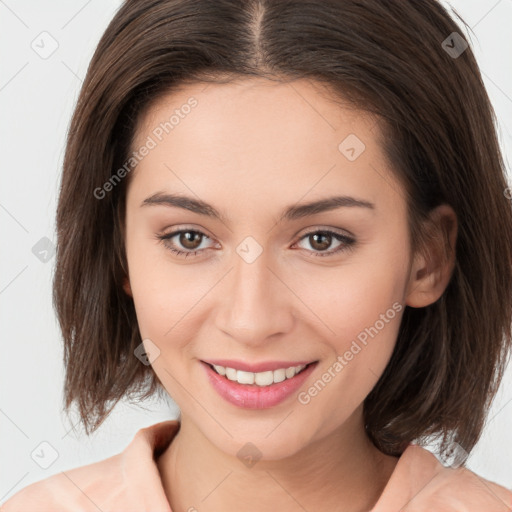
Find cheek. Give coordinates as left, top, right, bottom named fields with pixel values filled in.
left=288, top=248, right=406, bottom=350
left=329, top=275, right=404, bottom=353
left=296, top=298, right=403, bottom=438
left=292, top=249, right=406, bottom=410
left=129, top=269, right=202, bottom=342
left=124, top=231, right=194, bottom=341
left=126, top=247, right=226, bottom=362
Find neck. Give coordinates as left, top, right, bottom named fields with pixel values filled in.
left=156, top=406, right=398, bottom=512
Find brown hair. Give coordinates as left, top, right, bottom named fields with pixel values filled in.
left=54, top=0, right=512, bottom=458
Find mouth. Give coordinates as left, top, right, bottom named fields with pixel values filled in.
left=203, top=361, right=316, bottom=386
left=200, top=359, right=319, bottom=409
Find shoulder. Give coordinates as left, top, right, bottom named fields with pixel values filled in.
left=1, top=452, right=123, bottom=511
left=373, top=444, right=512, bottom=512
left=417, top=458, right=512, bottom=511
left=1, top=421, right=178, bottom=512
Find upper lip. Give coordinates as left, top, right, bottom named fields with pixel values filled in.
left=202, top=359, right=317, bottom=373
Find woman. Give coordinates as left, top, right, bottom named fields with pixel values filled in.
left=3, top=0, right=512, bottom=510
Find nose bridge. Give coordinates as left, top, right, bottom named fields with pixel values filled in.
left=214, top=238, right=293, bottom=343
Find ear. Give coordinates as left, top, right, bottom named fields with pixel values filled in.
left=405, top=204, right=457, bottom=308
left=123, top=275, right=133, bottom=297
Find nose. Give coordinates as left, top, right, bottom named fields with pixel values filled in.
left=213, top=246, right=295, bottom=346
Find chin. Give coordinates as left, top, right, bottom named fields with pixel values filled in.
left=205, top=419, right=318, bottom=463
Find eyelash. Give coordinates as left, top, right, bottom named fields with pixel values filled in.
left=156, top=228, right=356, bottom=258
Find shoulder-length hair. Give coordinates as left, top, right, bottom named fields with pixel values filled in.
left=54, top=0, right=512, bottom=458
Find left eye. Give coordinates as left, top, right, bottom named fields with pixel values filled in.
left=294, top=229, right=356, bottom=257
left=156, top=228, right=356, bottom=258
left=157, top=229, right=215, bottom=257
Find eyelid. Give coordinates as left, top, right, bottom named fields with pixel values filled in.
left=158, top=225, right=356, bottom=258
left=159, top=223, right=215, bottom=238
left=296, top=225, right=354, bottom=239
left=156, top=225, right=218, bottom=257
left=292, top=228, right=355, bottom=255
left=160, top=225, right=352, bottom=243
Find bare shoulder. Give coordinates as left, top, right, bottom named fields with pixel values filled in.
left=437, top=466, right=512, bottom=511
left=1, top=453, right=123, bottom=512
left=410, top=459, right=512, bottom=511
left=1, top=422, right=174, bottom=512
left=373, top=445, right=512, bottom=512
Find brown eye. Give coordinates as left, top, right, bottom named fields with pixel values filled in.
left=157, top=229, right=215, bottom=258
left=309, top=232, right=332, bottom=251
left=179, top=231, right=203, bottom=250
left=295, top=229, right=356, bottom=258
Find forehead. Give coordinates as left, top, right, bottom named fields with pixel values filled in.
left=133, top=77, right=373, bottom=150
left=128, top=77, right=404, bottom=215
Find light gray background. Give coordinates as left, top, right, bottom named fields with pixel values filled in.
left=1, top=0, right=511, bottom=503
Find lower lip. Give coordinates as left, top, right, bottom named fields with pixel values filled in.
left=201, top=361, right=318, bottom=409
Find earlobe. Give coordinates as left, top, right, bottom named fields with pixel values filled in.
left=123, top=276, right=133, bottom=297
left=405, top=255, right=442, bottom=308
left=405, top=204, right=457, bottom=309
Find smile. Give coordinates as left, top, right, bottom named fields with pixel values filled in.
left=201, top=360, right=318, bottom=409
left=210, top=363, right=309, bottom=386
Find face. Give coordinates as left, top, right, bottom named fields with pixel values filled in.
left=123, top=77, right=414, bottom=460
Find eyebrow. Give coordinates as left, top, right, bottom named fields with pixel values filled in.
left=140, top=192, right=375, bottom=223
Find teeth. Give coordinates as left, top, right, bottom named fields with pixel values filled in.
left=285, top=366, right=296, bottom=379
left=225, top=367, right=237, bottom=380
left=255, top=371, right=273, bottom=386
left=211, top=363, right=308, bottom=386
left=273, top=368, right=286, bottom=383
left=213, top=365, right=226, bottom=376
left=237, top=370, right=255, bottom=385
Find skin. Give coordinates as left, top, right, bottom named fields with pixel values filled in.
left=122, top=77, right=457, bottom=512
